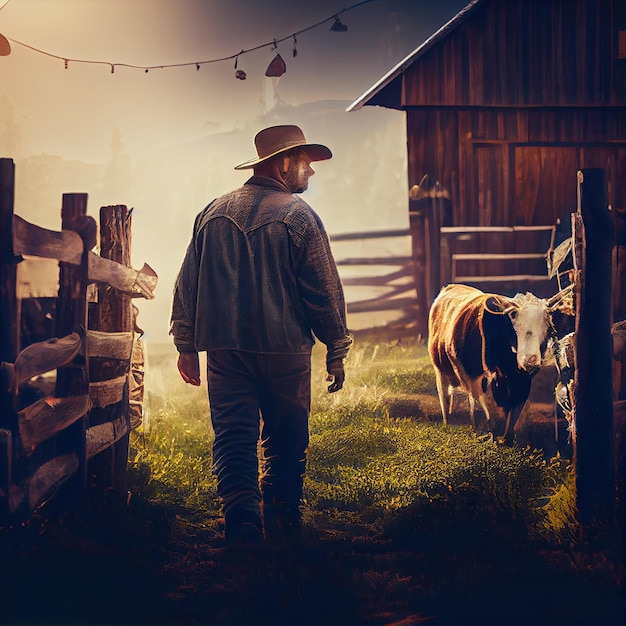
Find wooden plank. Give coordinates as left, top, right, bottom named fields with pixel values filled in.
left=440, top=225, right=555, bottom=234
left=341, top=266, right=413, bottom=287
left=453, top=274, right=553, bottom=283
left=347, top=296, right=419, bottom=314
left=452, top=253, right=546, bottom=261
left=87, top=330, right=133, bottom=360
left=12, top=215, right=157, bottom=298
left=330, top=228, right=410, bottom=241
left=86, top=413, right=128, bottom=460
left=12, top=214, right=83, bottom=265
left=25, top=453, right=79, bottom=513
left=18, top=394, right=91, bottom=453
left=89, top=375, right=127, bottom=408
left=0, top=331, right=82, bottom=393
left=88, top=254, right=157, bottom=300
left=0, top=429, right=12, bottom=520
left=336, top=257, right=413, bottom=266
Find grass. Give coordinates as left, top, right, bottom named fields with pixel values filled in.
left=113, top=336, right=623, bottom=625
left=131, top=340, right=568, bottom=537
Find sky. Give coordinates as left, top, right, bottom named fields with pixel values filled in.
left=0, top=0, right=468, bottom=342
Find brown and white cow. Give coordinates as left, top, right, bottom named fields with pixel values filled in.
left=427, top=283, right=555, bottom=444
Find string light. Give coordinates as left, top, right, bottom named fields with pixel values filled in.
left=2, top=0, right=368, bottom=76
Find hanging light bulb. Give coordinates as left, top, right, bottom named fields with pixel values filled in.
left=0, top=33, right=11, bottom=56
left=292, top=35, right=298, bottom=58
left=265, top=49, right=286, bottom=77
left=330, top=15, right=348, bottom=32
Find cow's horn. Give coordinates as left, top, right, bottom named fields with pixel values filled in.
left=484, top=296, right=514, bottom=315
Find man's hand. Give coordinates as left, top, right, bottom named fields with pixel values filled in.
left=177, top=352, right=201, bottom=386
left=326, top=359, right=345, bottom=393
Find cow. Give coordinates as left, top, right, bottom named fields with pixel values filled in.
left=427, top=283, right=556, bottom=444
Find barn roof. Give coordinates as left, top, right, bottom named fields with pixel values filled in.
left=346, top=0, right=483, bottom=112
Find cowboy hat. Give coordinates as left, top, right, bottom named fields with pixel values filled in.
left=234, top=125, right=332, bottom=170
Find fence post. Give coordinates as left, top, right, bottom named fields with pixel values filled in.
left=573, top=169, right=615, bottom=540
left=409, top=201, right=429, bottom=337
left=0, top=158, right=18, bottom=367
left=55, top=193, right=94, bottom=506
left=0, top=158, right=18, bottom=522
left=91, top=205, right=133, bottom=497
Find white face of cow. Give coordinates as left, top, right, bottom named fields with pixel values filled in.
left=507, top=293, right=551, bottom=372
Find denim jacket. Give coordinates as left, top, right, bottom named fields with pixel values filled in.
left=170, top=176, right=352, bottom=364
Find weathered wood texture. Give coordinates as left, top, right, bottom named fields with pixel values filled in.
left=129, top=336, right=145, bottom=430
left=393, top=0, right=623, bottom=107
left=53, top=193, right=92, bottom=504
left=23, top=453, right=79, bottom=513
left=330, top=230, right=419, bottom=324
left=12, top=214, right=157, bottom=299
left=1, top=171, right=153, bottom=521
left=89, top=375, right=127, bottom=408
left=407, top=108, right=626, bottom=230
left=0, top=158, right=18, bottom=366
left=0, top=160, right=19, bottom=490
left=19, top=394, right=91, bottom=454
left=2, top=332, right=82, bottom=393
left=12, top=214, right=83, bottom=265
left=55, top=194, right=92, bottom=398
left=573, top=169, right=615, bottom=534
left=89, top=205, right=133, bottom=494
left=439, top=225, right=558, bottom=298
left=87, top=330, right=133, bottom=361
left=86, top=413, right=128, bottom=461
left=0, top=429, right=12, bottom=520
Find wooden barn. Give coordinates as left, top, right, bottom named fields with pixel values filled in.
left=348, top=0, right=626, bottom=335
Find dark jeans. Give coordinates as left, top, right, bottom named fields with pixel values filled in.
left=206, top=349, right=311, bottom=529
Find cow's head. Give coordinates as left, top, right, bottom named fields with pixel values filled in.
left=503, top=292, right=553, bottom=373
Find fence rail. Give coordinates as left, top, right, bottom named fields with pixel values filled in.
left=330, top=229, right=417, bottom=321
left=0, top=158, right=156, bottom=523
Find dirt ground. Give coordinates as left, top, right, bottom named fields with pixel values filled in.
left=1, top=485, right=624, bottom=626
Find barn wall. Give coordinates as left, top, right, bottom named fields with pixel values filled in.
left=402, top=0, right=624, bottom=107
left=407, top=107, right=626, bottom=227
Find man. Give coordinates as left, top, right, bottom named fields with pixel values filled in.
left=170, top=125, right=352, bottom=543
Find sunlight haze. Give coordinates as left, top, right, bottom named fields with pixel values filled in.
left=1, top=0, right=467, bottom=342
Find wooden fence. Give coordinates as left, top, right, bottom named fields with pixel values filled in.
left=330, top=228, right=418, bottom=329
left=0, top=158, right=157, bottom=524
